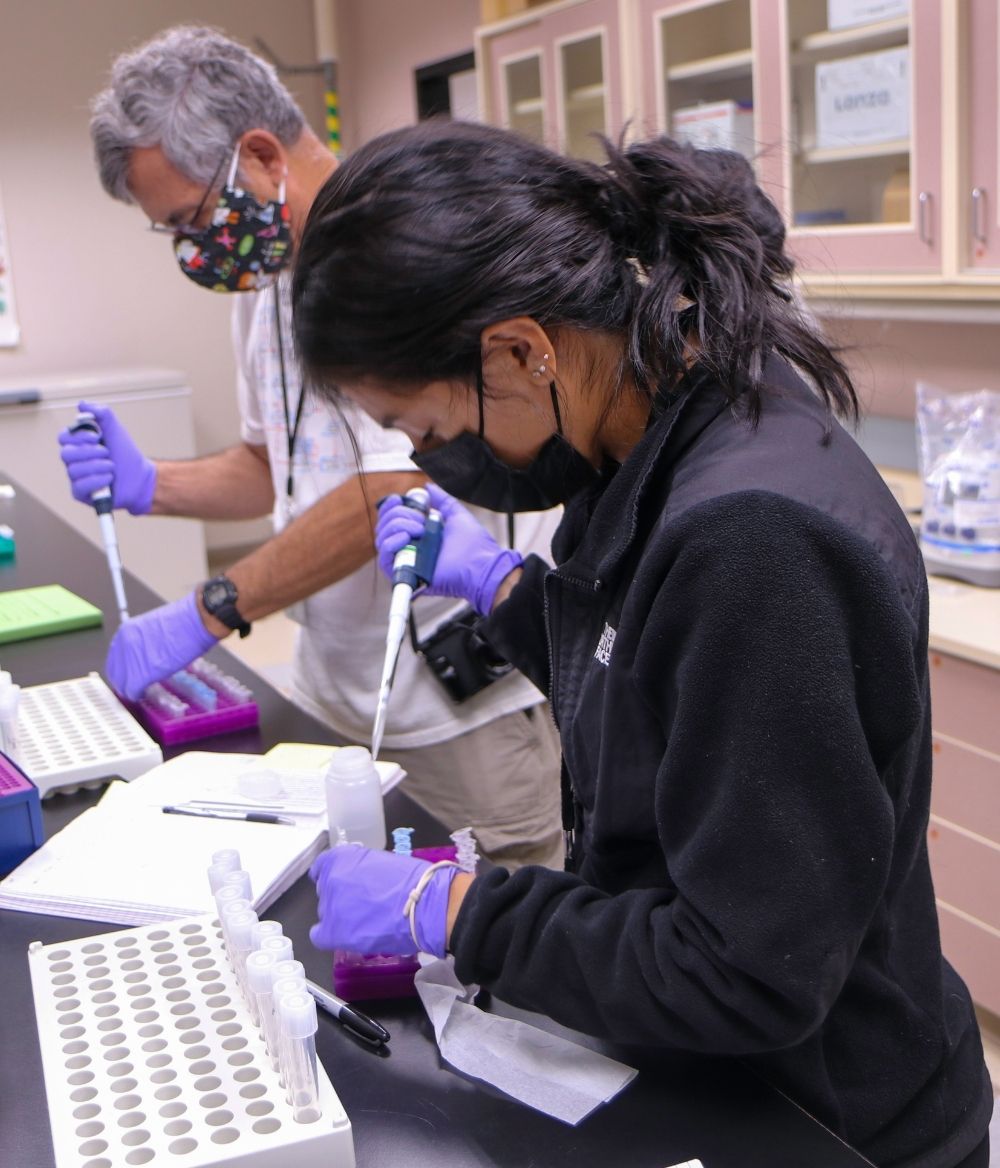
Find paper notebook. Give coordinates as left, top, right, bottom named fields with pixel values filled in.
left=0, top=584, right=103, bottom=644
left=0, top=747, right=405, bottom=924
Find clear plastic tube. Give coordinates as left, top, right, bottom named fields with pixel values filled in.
left=226, top=907, right=259, bottom=1004
left=244, top=949, right=276, bottom=1033
left=270, top=972, right=307, bottom=1077
left=276, top=991, right=321, bottom=1123
left=220, top=868, right=252, bottom=901
left=251, top=920, right=283, bottom=951
left=211, top=848, right=242, bottom=872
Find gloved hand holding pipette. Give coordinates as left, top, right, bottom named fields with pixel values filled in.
left=375, top=483, right=523, bottom=616
left=57, top=401, right=157, bottom=515
left=309, top=844, right=461, bottom=958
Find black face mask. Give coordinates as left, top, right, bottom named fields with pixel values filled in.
left=411, top=372, right=599, bottom=512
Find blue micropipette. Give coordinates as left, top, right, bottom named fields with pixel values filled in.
left=371, top=487, right=443, bottom=759
left=69, top=410, right=130, bottom=623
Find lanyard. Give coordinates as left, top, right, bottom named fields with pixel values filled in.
left=273, top=287, right=306, bottom=505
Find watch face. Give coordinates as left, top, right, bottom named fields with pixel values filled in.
left=205, top=581, right=229, bottom=609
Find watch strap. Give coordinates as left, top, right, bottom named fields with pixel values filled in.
left=201, top=575, right=252, bottom=639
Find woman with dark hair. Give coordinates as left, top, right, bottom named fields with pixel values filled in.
left=292, top=121, right=992, bottom=1168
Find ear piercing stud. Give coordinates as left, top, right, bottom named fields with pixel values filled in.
left=532, top=354, right=551, bottom=378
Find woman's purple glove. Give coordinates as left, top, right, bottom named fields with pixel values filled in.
left=58, top=400, right=157, bottom=515
left=375, top=483, right=523, bottom=615
left=309, top=845, right=458, bottom=958
left=106, top=592, right=219, bottom=700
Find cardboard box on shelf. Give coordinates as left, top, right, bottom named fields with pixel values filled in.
left=815, top=45, right=910, bottom=149
left=672, top=100, right=755, bottom=160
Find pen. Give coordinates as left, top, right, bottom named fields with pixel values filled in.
left=162, top=805, right=295, bottom=826
left=305, top=977, right=390, bottom=1046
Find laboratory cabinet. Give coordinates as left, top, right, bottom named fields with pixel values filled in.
left=478, top=0, right=1000, bottom=299
left=926, top=652, right=1000, bottom=1017
left=478, top=0, right=627, bottom=161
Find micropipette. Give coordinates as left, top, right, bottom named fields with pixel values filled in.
left=371, top=487, right=443, bottom=759
left=69, top=410, right=130, bottom=623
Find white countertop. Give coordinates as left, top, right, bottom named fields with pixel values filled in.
left=878, top=468, right=1000, bottom=672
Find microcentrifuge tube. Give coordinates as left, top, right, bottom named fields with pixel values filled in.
left=276, top=991, right=321, bottom=1123
left=450, top=826, right=480, bottom=873
left=392, top=826, right=414, bottom=856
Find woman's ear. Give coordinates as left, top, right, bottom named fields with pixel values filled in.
left=480, top=317, right=558, bottom=399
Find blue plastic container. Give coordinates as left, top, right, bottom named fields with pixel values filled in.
left=0, top=749, right=44, bottom=875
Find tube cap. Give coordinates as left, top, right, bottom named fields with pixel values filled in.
left=210, top=848, right=242, bottom=872
left=227, top=907, right=259, bottom=951
left=277, top=991, right=318, bottom=1039
left=245, top=949, right=277, bottom=993
left=270, top=960, right=305, bottom=989
left=271, top=974, right=307, bottom=1003
left=259, top=935, right=294, bottom=964
left=251, top=920, right=283, bottom=950
left=221, top=869, right=252, bottom=900
left=207, top=862, right=234, bottom=893
left=325, top=745, right=378, bottom=784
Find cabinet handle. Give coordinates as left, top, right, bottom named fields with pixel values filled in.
left=918, top=191, right=933, bottom=246
left=971, top=187, right=988, bottom=244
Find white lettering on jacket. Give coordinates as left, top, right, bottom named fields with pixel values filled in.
left=594, top=622, right=617, bottom=667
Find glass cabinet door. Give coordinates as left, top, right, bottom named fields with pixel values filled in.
left=502, top=52, right=546, bottom=146
left=557, top=31, right=609, bottom=161
left=783, top=0, right=942, bottom=274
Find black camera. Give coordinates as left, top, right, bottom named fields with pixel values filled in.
left=412, top=606, right=514, bottom=703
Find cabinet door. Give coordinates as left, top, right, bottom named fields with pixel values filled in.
left=485, top=17, right=553, bottom=149
left=780, top=0, right=942, bottom=275
left=962, top=0, right=1000, bottom=271
left=546, top=0, right=623, bottom=160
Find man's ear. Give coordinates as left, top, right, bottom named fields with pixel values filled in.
left=236, top=129, right=287, bottom=195
left=480, top=317, right=558, bottom=399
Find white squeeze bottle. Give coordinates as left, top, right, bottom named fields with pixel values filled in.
left=323, top=746, right=387, bottom=850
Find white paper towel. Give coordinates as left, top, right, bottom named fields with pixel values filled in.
left=414, top=957, right=638, bottom=1125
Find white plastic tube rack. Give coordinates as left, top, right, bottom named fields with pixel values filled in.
left=28, top=912, right=354, bottom=1167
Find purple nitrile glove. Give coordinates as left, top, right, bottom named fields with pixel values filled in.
left=375, top=483, right=523, bottom=616
left=106, top=592, right=219, bottom=700
left=58, top=400, right=157, bottom=515
left=309, top=844, right=458, bottom=958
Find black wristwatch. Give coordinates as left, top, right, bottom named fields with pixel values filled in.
left=201, top=575, right=252, bottom=639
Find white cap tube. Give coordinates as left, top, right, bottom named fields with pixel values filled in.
left=221, top=869, right=252, bottom=901
left=211, top=848, right=242, bottom=872
left=258, top=935, right=294, bottom=965
left=251, top=921, right=284, bottom=950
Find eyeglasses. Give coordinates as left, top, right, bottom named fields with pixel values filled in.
left=148, top=152, right=229, bottom=237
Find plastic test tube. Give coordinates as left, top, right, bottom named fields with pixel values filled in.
left=258, top=934, right=293, bottom=966
left=244, top=948, right=276, bottom=1031
left=214, top=886, right=249, bottom=948
left=277, top=991, right=322, bottom=1123
left=270, top=970, right=307, bottom=1076
left=227, top=907, right=259, bottom=1000
left=217, top=895, right=252, bottom=966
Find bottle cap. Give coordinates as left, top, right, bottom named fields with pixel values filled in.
left=221, top=869, right=252, bottom=900
left=259, top=935, right=294, bottom=964
left=227, top=907, right=259, bottom=951
left=251, top=920, right=283, bottom=950
left=270, top=960, right=305, bottom=988
left=245, top=949, right=277, bottom=993
left=325, top=745, right=377, bottom=783
left=277, top=991, right=318, bottom=1039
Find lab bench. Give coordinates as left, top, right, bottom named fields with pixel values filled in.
left=0, top=473, right=874, bottom=1167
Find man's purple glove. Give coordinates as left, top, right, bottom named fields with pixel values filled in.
left=309, top=845, right=458, bottom=958
left=58, top=400, right=157, bottom=515
left=375, top=483, right=523, bottom=616
left=106, top=592, right=219, bottom=700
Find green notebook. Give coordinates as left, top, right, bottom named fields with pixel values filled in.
left=0, top=585, right=103, bottom=644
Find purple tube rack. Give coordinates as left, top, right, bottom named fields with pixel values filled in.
left=123, top=673, right=259, bottom=746
left=332, top=845, right=458, bottom=1002
left=0, top=749, right=44, bottom=875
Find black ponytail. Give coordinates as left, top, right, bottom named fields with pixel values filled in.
left=292, top=120, right=857, bottom=425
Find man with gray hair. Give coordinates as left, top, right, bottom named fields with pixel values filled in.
left=58, top=25, right=565, bottom=871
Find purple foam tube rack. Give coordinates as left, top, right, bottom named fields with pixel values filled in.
left=332, top=845, right=459, bottom=1002
left=0, top=749, right=44, bottom=875
left=123, top=670, right=259, bottom=746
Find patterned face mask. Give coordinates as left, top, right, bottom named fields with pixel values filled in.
left=174, top=145, right=292, bottom=293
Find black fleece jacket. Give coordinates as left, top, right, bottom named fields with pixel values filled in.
left=452, top=358, right=992, bottom=1168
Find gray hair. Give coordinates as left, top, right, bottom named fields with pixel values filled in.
left=91, top=25, right=305, bottom=203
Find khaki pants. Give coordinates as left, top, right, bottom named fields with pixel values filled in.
left=382, top=706, right=564, bottom=872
